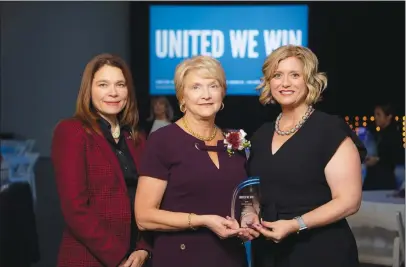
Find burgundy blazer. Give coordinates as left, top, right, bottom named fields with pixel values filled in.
left=51, top=119, right=150, bottom=267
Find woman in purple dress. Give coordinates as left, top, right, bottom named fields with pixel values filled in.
left=134, top=56, right=258, bottom=267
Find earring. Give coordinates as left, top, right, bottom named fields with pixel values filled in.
left=180, top=103, right=186, bottom=113
left=220, top=102, right=224, bottom=110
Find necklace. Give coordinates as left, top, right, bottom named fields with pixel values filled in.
left=182, top=117, right=217, bottom=141
left=275, top=106, right=314, bottom=136
left=111, top=124, right=120, bottom=139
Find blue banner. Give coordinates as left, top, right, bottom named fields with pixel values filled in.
left=149, top=5, right=308, bottom=95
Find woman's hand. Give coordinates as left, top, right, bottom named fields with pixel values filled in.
left=119, top=250, right=149, bottom=267
left=365, top=156, right=379, bottom=167
left=200, top=215, right=242, bottom=239
left=238, top=213, right=261, bottom=241
left=252, top=219, right=298, bottom=243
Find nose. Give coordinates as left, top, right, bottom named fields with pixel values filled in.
left=108, top=85, right=118, bottom=97
left=201, top=86, right=212, bottom=99
left=282, top=76, right=291, bottom=88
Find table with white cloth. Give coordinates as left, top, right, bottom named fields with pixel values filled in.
left=347, top=190, right=405, bottom=265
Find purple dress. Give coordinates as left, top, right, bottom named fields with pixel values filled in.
left=139, top=123, right=248, bottom=267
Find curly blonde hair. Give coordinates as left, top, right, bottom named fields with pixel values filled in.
left=257, top=45, right=327, bottom=105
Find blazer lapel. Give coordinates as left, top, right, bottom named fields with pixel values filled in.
left=92, top=132, right=127, bottom=191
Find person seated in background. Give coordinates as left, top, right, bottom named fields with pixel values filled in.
left=363, top=103, right=405, bottom=191
left=144, top=96, right=174, bottom=136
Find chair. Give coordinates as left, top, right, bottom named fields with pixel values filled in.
left=0, top=139, right=36, bottom=155
left=347, top=206, right=403, bottom=267
left=1, top=153, right=40, bottom=205
left=395, top=165, right=405, bottom=190
left=396, top=212, right=405, bottom=262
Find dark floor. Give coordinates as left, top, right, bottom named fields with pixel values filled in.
left=32, top=158, right=385, bottom=267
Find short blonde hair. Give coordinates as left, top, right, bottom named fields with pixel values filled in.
left=257, top=45, right=327, bottom=105
left=174, top=55, right=227, bottom=102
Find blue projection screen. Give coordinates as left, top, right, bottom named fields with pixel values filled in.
left=149, top=5, right=308, bottom=95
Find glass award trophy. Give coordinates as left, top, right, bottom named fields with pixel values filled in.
left=230, top=177, right=260, bottom=221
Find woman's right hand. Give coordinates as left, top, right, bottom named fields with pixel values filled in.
left=199, top=215, right=241, bottom=239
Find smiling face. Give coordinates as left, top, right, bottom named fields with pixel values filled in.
left=91, top=65, right=128, bottom=119
left=182, top=69, right=223, bottom=119
left=270, top=56, right=308, bottom=107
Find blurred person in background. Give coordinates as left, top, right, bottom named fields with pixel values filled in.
left=363, top=103, right=405, bottom=190
left=144, top=96, right=174, bottom=135
left=51, top=54, right=150, bottom=267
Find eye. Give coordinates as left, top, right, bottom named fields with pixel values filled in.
left=117, top=83, right=126, bottom=88
left=192, top=85, right=200, bottom=90
left=210, top=84, right=219, bottom=89
left=98, top=83, right=108, bottom=88
left=291, top=73, right=300, bottom=78
left=273, top=73, right=281, bottom=78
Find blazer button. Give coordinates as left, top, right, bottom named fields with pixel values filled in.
left=180, top=244, right=186, bottom=250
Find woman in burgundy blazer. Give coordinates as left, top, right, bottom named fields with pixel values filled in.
left=51, top=54, right=151, bottom=267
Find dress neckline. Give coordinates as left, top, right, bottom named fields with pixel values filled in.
left=172, top=123, right=226, bottom=152
left=270, top=109, right=318, bottom=156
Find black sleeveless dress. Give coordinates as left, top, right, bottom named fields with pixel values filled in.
left=248, top=110, right=366, bottom=267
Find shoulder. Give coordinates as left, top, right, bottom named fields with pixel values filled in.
left=313, top=110, right=342, bottom=123
left=313, top=110, right=367, bottom=163
left=251, top=122, right=274, bottom=143
left=145, top=123, right=180, bottom=150
left=148, top=123, right=178, bottom=140
left=53, top=118, right=87, bottom=137
left=313, top=110, right=348, bottom=132
left=311, top=110, right=352, bottom=139
left=51, top=119, right=88, bottom=158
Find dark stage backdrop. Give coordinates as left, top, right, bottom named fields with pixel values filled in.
left=130, top=1, right=405, bottom=136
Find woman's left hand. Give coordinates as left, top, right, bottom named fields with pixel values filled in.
left=120, top=250, right=149, bottom=267
left=365, top=156, right=379, bottom=167
left=225, top=216, right=260, bottom=241
left=252, top=219, right=299, bottom=243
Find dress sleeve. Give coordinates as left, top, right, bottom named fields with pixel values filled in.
left=321, top=116, right=367, bottom=167
left=138, top=130, right=170, bottom=181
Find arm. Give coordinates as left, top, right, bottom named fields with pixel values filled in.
left=135, top=232, right=153, bottom=251
left=135, top=131, right=241, bottom=237
left=297, top=137, right=362, bottom=229
left=52, top=121, right=127, bottom=267
left=254, top=137, right=362, bottom=241
left=134, top=176, right=209, bottom=231
left=135, top=176, right=241, bottom=239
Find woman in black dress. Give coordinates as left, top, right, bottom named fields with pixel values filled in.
left=246, top=45, right=366, bottom=267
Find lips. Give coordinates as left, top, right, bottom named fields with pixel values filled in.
left=104, top=101, right=121, bottom=106
left=279, top=90, right=295, bottom=95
